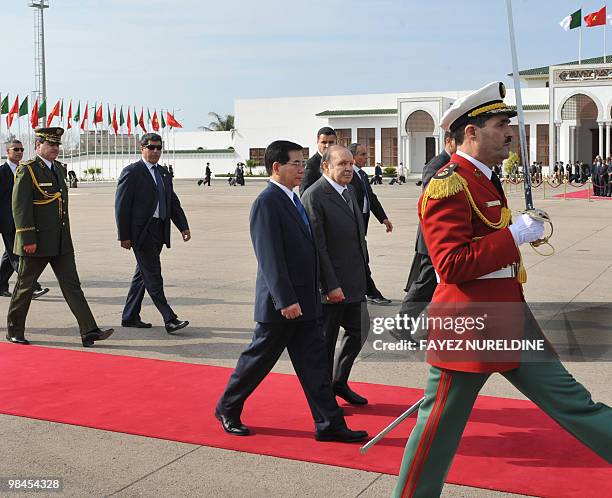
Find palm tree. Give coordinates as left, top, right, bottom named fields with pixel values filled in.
left=200, top=112, right=234, bottom=133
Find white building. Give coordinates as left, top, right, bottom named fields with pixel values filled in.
left=9, top=57, right=612, bottom=180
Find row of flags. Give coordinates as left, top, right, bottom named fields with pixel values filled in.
left=0, top=95, right=183, bottom=133
left=560, top=6, right=609, bottom=30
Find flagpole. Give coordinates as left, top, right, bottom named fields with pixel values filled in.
left=579, top=25, right=582, bottom=63
left=604, top=19, right=607, bottom=63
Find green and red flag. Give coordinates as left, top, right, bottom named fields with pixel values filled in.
left=127, top=107, right=132, bottom=135
left=73, top=101, right=81, bottom=123
left=119, top=106, right=125, bottom=128
left=560, top=9, right=581, bottom=30
left=18, top=96, right=29, bottom=117
left=161, top=111, right=166, bottom=129
left=38, top=98, right=47, bottom=118
left=0, top=95, right=8, bottom=115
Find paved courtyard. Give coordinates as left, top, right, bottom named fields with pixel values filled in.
left=1, top=178, right=610, bottom=497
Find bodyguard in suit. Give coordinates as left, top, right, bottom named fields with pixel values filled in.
left=6, top=127, right=113, bottom=346
left=348, top=142, right=393, bottom=305
left=398, top=132, right=457, bottom=338
left=299, top=126, right=336, bottom=196
left=216, top=140, right=367, bottom=443
left=0, top=139, right=49, bottom=299
left=302, top=145, right=370, bottom=406
left=115, top=133, right=190, bottom=333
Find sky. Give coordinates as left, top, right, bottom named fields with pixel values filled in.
left=2, top=0, right=611, bottom=130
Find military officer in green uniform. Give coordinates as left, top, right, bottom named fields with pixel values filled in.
left=6, top=127, right=113, bottom=347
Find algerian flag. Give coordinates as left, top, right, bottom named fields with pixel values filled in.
left=560, top=9, right=581, bottom=31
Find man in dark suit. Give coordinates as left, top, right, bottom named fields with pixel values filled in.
left=348, top=142, right=393, bottom=305
left=302, top=145, right=370, bottom=406
left=0, top=139, right=49, bottom=299
left=115, top=132, right=190, bottom=333
left=397, top=132, right=457, bottom=340
left=7, top=128, right=113, bottom=346
left=216, top=140, right=367, bottom=443
left=299, top=127, right=336, bottom=196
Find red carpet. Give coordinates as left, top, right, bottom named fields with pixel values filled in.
left=554, top=188, right=612, bottom=199
left=0, top=344, right=609, bottom=497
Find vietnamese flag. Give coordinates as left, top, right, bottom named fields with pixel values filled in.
left=7, top=95, right=18, bottom=128
left=152, top=110, right=160, bottom=131
left=127, top=107, right=132, bottom=135
left=112, top=106, right=118, bottom=134
left=46, top=99, right=61, bottom=127
left=67, top=101, right=73, bottom=129
left=584, top=6, right=606, bottom=27
left=30, top=98, right=39, bottom=129
left=166, top=111, right=182, bottom=129
left=80, top=102, right=89, bottom=130
left=138, top=108, right=147, bottom=132
left=94, top=103, right=103, bottom=125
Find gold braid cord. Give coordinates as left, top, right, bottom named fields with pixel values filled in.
left=422, top=171, right=527, bottom=283
left=25, top=163, right=63, bottom=218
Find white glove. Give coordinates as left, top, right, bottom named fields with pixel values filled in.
left=509, top=214, right=545, bottom=246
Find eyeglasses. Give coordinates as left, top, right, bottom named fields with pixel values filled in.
left=284, top=160, right=304, bottom=167
left=9, top=147, right=24, bottom=152
left=143, top=144, right=163, bottom=151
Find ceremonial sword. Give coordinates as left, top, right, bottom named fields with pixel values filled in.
left=360, top=0, right=553, bottom=456
left=506, top=0, right=553, bottom=250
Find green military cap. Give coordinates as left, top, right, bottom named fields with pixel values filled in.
left=35, top=127, right=64, bottom=144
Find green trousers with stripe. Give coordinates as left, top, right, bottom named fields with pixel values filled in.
left=392, top=362, right=612, bottom=498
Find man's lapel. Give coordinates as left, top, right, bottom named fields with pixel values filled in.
left=322, top=177, right=354, bottom=220
left=268, top=182, right=311, bottom=240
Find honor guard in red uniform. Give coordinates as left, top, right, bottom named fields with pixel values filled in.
left=393, top=82, right=612, bottom=498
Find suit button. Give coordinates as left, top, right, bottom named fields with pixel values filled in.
left=62, top=222, right=65, bottom=226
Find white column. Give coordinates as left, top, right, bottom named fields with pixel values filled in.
left=606, top=122, right=611, bottom=159
left=351, top=127, right=358, bottom=144
left=406, top=133, right=411, bottom=173
left=375, top=127, right=382, bottom=164
left=569, top=126, right=575, bottom=163
left=434, top=134, right=440, bottom=155
left=599, top=122, right=604, bottom=158
left=555, top=122, right=561, bottom=164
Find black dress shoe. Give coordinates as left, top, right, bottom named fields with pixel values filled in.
left=121, top=319, right=152, bottom=328
left=315, top=426, right=368, bottom=443
left=1, top=290, right=11, bottom=297
left=367, top=295, right=392, bottom=305
left=33, top=287, right=50, bottom=299
left=214, top=409, right=251, bottom=436
left=165, top=318, right=189, bottom=334
left=82, top=328, right=114, bottom=347
left=334, top=384, right=368, bottom=405
left=6, top=334, right=29, bottom=345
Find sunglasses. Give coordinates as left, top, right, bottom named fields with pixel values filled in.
left=9, top=147, right=24, bottom=152
left=143, top=144, right=163, bottom=151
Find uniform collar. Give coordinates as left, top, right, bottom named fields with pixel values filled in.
left=456, top=150, right=492, bottom=179
left=37, top=155, right=53, bottom=168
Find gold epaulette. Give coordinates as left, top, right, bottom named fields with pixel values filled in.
left=421, top=164, right=467, bottom=214
left=16, top=227, right=35, bottom=233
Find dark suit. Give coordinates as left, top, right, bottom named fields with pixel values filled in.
left=299, top=152, right=322, bottom=196
left=115, top=159, right=189, bottom=323
left=399, top=150, right=451, bottom=336
left=217, top=182, right=344, bottom=432
left=302, top=176, right=369, bottom=388
left=350, top=166, right=388, bottom=299
left=0, top=162, right=44, bottom=294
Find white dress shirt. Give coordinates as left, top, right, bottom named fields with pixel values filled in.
left=7, top=160, right=18, bottom=175
left=270, top=179, right=297, bottom=204
left=323, top=173, right=349, bottom=199
left=352, top=165, right=369, bottom=214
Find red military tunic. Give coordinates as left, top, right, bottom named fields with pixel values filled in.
left=418, top=152, right=523, bottom=373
